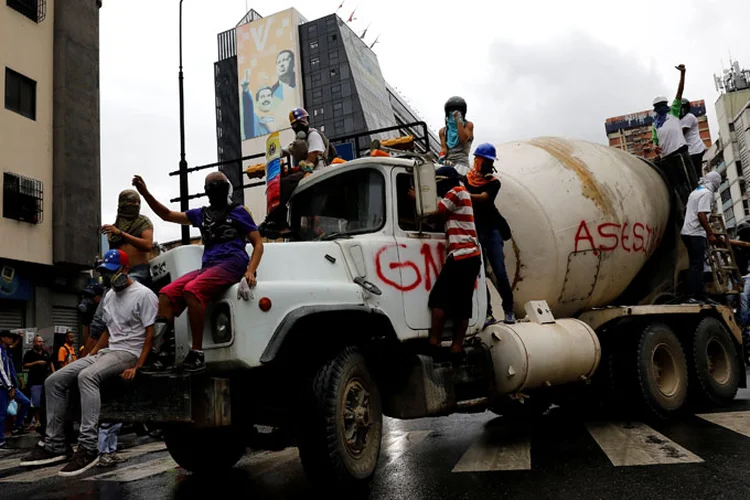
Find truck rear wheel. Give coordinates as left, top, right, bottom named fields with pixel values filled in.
left=688, top=317, right=740, bottom=407
left=298, top=346, right=382, bottom=489
left=634, top=322, right=689, bottom=419
left=163, top=425, right=247, bottom=473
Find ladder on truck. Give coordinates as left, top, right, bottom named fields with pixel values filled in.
left=707, top=213, right=743, bottom=296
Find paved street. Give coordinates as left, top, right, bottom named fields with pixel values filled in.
left=4, top=383, right=750, bottom=499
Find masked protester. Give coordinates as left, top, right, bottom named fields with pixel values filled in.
left=439, top=97, right=474, bottom=176
left=259, top=107, right=338, bottom=237
left=100, top=190, right=154, bottom=287
left=680, top=171, right=722, bottom=303
left=650, top=64, right=697, bottom=205
left=131, top=172, right=264, bottom=372
left=463, top=143, right=515, bottom=326
left=20, top=250, right=158, bottom=475
left=679, top=98, right=708, bottom=181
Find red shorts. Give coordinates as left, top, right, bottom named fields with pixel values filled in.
left=160, top=262, right=245, bottom=314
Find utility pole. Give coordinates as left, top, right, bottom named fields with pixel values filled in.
left=178, top=0, right=189, bottom=245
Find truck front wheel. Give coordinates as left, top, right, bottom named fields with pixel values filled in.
left=298, top=346, right=383, bottom=488
left=688, top=317, right=740, bottom=407
left=634, top=322, right=689, bottom=419
left=163, top=425, right=247, bottom=473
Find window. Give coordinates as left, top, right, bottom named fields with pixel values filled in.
left=3, top=172, right=43, bottom=224
left=7, top=0, right=46, bottom=23
left=331, top=33, right=338, bottom=41
left=721, top=188, right=732, bottom=204
left=744, top=199, right=750, bottom=216
left=290, top=169, right=386, bottom=241
left=330, top=68, right=338, bottom=77
left=396, top=174, right=443, bottom=233
left=311, top=72, right=321, bottom=86
left=4, top=68, right=36, bottom=120
left=311, top=57, right=320, bottom=68
left=309, top=41, right=319, bottom=50
left=313, top=107, right=324, bottom=117
left=308, top=25, right=318, bottom=35
left=333, top=102, right=343, bottom=113
left=319, top=125, right=326, bottom=132
left=312, top=89, right=322, bottom=100
left=730, top=123, right=736, bottom=132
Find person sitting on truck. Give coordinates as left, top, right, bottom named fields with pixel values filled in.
left=463, top=143, right=516, bottom=327
left=20, top=250, right=158, bottom=476
left=425, top=166, right=482, bottom=361
left=259, top=107, right=339, bottom=237
left=680, top=171, right=721, bottom=303
left=132, top=172, right=263, bottom=373
left=439, top=96, right=474, bottom=177
left=649, top=64, right=697, bottom=205
left=679, top=98, right=707, bottom=182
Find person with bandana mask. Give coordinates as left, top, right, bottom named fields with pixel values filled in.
left=439, top=96, right=474, bottom=177
left=650, top=64, right=697, bottom=205
left=20, top=250, right=158, bottom=475
left=463, top=143, right=515, bottom=326
left=679, top=98, right=708, bottom=181
left=99, top=190, right=154, bottom=287
left=132, top=171, right=263, bottom=372
left=680, top=171, right=722, bottom=303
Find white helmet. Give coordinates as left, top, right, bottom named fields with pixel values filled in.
left=653, top=96, right=668, bottom=106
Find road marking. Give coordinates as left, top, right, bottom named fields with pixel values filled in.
left=696, top=411, right=750, bottom=439
left=119, top=440, right=167, bottom=459
left=586, top=421, right=703, bottom=466
left=382, top=430, right=432, bottom=465
left=452, top=430, right=531, bottom=472
left=87, top=456, right=177, bottom=482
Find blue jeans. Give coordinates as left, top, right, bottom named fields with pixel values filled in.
left=479, top=228, right=514, bottom=316
left=740, top=277, right=750, bottom=326
left=98, top=422, right=122, bottom=454
left=0, top=387, right=31, bottom=443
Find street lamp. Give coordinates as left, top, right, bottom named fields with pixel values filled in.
left=178, top=0, right=189, bottom=245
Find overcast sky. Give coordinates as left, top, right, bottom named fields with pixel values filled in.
left=100, top=0, right=750, bottom=244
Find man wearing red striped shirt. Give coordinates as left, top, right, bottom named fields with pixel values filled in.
left=427, top=166, right=482, bottom=359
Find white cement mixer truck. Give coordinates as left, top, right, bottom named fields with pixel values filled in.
left=101, top=137, right=745, bottom=489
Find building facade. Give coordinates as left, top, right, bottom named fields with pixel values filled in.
left=213, top=9, right=438, bottom=220
left=0, top=1, right=102, bottom=342
left=705, top=61, right=750, bottom=231
left=605, top=100, right=712, bottom=160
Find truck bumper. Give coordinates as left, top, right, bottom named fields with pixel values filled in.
left=100, top=373, right=232, bottom=427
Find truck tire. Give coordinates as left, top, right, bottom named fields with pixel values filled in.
left=688, top=317, right=740, bottom=407
left=163, top=425, right=247, bottom=473
left=298, top=346, right=382, bottom=489
left=634, top=322, right=689, bottom=419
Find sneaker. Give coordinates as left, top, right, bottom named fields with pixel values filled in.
left=20, top=445, right=72, bottom=467
left=58, top=447, right=99, bottom=477
left=140, top=359, right=168, bottom=375
left=97, top=452, right=120, bottom=468
left=0, top=441, right=6, bottom=449
left=177, top=350, right=205, bottom=373
left=11, top=427, right=29, bottom=436
left=484, top=314, right=497, bottom=328
left=504, top=312, right=516, bottom=325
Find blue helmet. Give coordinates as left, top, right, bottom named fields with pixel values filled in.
left=474, top=143, right=497, bottom=161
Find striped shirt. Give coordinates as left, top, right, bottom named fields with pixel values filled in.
left=438, top=186, right=481, bottom=260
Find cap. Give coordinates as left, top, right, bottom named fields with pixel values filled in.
left=653, top=96, right=669, bottom=106
left=98, top=249, right=129, bottom=272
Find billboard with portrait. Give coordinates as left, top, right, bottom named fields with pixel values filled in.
left=236, top=8, right=304, bottom=141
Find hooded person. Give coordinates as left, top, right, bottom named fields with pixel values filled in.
left=680, top=171, right=722, bottom=302
left=131, top=172, right=264, bottom=373
left=99, top=189, right=154, bottom=287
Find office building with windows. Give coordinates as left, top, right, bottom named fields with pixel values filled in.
left=213, top=8, right=439, bottom=219
left=0, top=1, right=102, bottom=342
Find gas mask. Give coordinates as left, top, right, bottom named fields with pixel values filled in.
left=102, top=267, right=129, bottom=291
left=205, top=180, right=230, bottom=207
left=292, top=122, right=309, bottom=136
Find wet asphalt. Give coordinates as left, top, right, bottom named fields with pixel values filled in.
left=3, top=383, right=750, bottom=500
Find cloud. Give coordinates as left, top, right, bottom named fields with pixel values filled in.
left=469, top=32, right=665, bottom=146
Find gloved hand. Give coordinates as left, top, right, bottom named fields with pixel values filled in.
left=237, top=277, right=253, bottom=301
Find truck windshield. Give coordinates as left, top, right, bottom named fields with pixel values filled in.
left=290, top=168, right=386, bottom=241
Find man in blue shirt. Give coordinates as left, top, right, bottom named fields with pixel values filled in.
left=0, top=330, right=31, bottom=448
left=132, top=172, right=264, bottom=372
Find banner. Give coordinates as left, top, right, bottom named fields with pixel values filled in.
left=265, top=132, right=281, bottom=215
left=237, top=9, right=304, bottom=141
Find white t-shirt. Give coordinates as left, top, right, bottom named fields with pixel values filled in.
left=101, top=281, right=159, bottom=358
left=680, top=113, right=707, bottom=156
left=655, top=114, right=687, bottom=157
left=681, top=187, right=713, bottom=237
left=307, top=129, right=325, bottom=154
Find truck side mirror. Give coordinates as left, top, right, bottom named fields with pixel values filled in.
left=413, top=161, right=439, bottom=217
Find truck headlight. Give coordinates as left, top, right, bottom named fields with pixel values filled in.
left=211, top=303, right=233, bottom=345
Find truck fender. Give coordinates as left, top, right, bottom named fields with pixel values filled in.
left=260, top=305, right=391, bottom=363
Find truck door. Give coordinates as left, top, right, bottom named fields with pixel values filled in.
left=391, top=169, right=481, bottom=331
